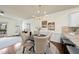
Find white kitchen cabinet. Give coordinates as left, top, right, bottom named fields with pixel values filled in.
left=69, top=12, right=79, bottom=27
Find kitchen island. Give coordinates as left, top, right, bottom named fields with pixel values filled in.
left=61, top=33, right=79, bottom=54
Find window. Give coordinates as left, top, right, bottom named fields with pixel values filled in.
left=0, top=22, right=7, bottom=34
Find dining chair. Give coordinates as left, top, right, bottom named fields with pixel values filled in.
left=20, top=32, right=34, bottom=53
left=34, top=36, right=49, bottom=54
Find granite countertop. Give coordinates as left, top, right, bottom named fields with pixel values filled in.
left=62, top=34, right=79, bottom=54
left=62, top=33, right=79, bottom=46
left=62, top=38, right=75, bottom=47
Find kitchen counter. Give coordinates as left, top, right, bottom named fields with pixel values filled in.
left=62, top=38, right=75, bottom=47
left=67, top=46, right=79, bottom=54
left=62, top=34, right=79, bottom=54
left=63, top=34, right=79, bottom=47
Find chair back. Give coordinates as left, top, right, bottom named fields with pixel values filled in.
left=20, top=32, right=29, bottom=42
left=34, top=36, right=49, bottom=54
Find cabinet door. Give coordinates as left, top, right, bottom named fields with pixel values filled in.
left=69, top=12, right=79, bottom=27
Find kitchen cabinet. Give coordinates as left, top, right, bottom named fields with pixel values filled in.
left=69, top=12, right=79, bottom=27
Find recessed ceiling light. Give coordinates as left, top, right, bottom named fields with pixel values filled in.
left=0, top=11, right=4, bottom=15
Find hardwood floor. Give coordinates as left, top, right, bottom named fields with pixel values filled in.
left=50, top=41, right=70, bottom=54
left=0, top=39, right=68, bottom=54
left=50, top=41, right=64, bottom=54
left=6, top=45, right=16, bottom=54
left=0, top=42, right=21, bottom=54
left=0, top=45, right=16, bottom=54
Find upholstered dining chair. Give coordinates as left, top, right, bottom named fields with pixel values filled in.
left=20, top=32, right=34, bottom=53
left=34, top=35, right=49, bottom=54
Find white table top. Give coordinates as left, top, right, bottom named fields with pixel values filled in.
left=50, top=33, right=61, bottom=43
left=0, top=36, right=22, bottom=49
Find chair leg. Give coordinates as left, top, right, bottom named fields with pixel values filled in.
left=44, top=52, right=46, bottom=54
left=29, top=46, right=33, bottom=51
left=23, top=47, right=25, bottom=54
left=33, top=46, right=35, bottom=53
left=29, top=46, right=35, bottom=53
left=48, top=42, right=50, bottom=48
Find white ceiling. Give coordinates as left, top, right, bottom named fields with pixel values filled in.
left=0, top=5, right=79, bottom=19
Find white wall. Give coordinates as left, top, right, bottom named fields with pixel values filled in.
left=22, top=7, right=79, bottom=33
left=0, top=16, right=22, bottom=36
left=22, top=17, right=43, bottom=33
left=2, top=7, right=79, bottom=36
left=47, top=7, right=79, bottom=33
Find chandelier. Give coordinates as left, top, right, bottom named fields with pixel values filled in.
left=32, top=5, right=47, bottom=20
